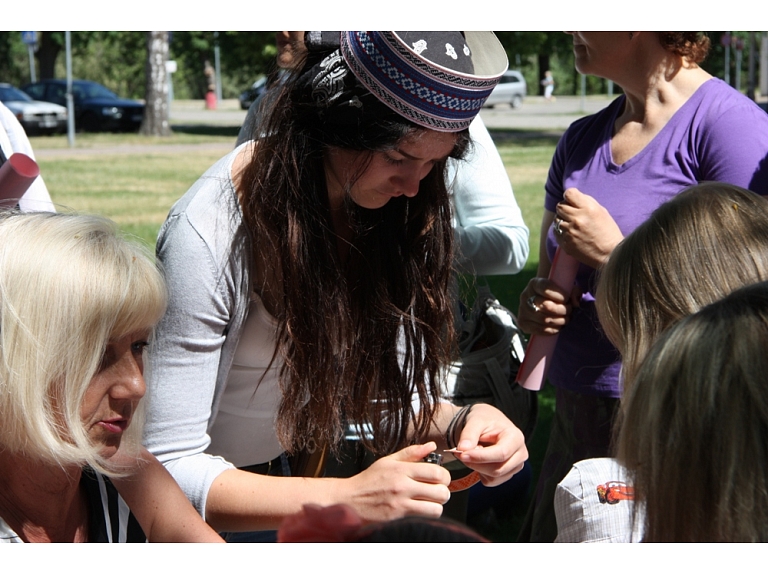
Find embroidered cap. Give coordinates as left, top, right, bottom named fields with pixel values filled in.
left=340, top=31, right=508, bottom=132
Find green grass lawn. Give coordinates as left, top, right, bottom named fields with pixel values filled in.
left=33, top=127, right=238, bottom=247
left=40, top=150, right=226, bottom=246
left=32, top=127, right=559, bottom=542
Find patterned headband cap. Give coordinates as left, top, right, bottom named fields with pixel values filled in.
left=340, top=31, right=508, bottom=132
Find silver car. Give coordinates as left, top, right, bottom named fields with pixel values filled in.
left=0, top=83, right=67, bottom=134
left=483, top=70, right=527, bottom=109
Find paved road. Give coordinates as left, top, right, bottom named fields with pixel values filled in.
left=479, top=95, right=611, bottom=132
left=34, top=141, right=235, bottom=159
left=169, top=95, right=613, bottom=132
left=169, top=99, right=249, bottom=127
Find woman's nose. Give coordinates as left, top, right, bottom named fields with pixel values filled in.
left=111, top=355, right=146, bottom=401
left=400, top=177, right=420, bottom=197
left=395, top=166, right=430, bottom=198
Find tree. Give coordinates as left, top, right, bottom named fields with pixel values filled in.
left=140, top=32, right=171, bottom=137
left=37, top=32, right=65, bottom=80
left=169, top=31, right=276, bottom=99
left=494, top=32, right=575, bottom=95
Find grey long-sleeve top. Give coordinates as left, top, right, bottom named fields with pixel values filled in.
left=144, top=147, right=251, bottom=517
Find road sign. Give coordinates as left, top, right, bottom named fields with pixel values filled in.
left=21, top=31, right=37, bottom=45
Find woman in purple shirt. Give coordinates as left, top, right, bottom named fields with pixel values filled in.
left=517, top=32, right=768, bottom=542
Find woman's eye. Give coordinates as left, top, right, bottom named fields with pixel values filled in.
left=384, top=155, right=404, bottom=166
left=131, top=341, right=149, bottom=355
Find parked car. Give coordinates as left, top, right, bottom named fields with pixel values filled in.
left=21, top=79, right=144, bottom=132
left=0, top=83, right=67, bottom=135
left=483, top=70, right=527, bottom=109
left=239, top=77, right=268, bottom=110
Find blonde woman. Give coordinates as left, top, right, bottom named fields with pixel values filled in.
left=0, top=212, right=222, bottom=542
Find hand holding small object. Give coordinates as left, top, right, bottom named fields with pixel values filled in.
left=450, top=403, right=528, bottom=487
left=554, top=188, right=624, bottom=269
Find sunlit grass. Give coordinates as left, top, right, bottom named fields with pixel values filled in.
left=40, top=149, right=227, bottom=247
left=29, top=129, right=237, bottom=150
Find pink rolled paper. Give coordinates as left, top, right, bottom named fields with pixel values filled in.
left=516, top=246, right=580, bottom=391
left=0, top=153, right=40, bottom=207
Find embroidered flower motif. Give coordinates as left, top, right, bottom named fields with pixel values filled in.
left=412, top=39, right=428, bottom=55
left=463, top=44, right=471, bottom=56
left=445, top=43, right=457, bottom=60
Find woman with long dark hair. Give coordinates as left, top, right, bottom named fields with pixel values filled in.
left=145, top=32, right=526, bottom=537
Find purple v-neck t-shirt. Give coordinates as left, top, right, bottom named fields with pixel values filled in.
left=544, top=78, right=768, bottom=397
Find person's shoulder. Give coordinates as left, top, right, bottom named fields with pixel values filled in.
left=697, top=77, right=749, bottom=102
left=81, top=468, right=147, bottom=543
left=0, top=101, right=13, bottom=123
left=160, top=147, right=244, bottom=253
left=170, top=148, right=242, bottom=219
left=692, top=78, right=768, bottom=125
left=0, top=102, right=30, bottom=156
left=551, top=97, right=623, bottom=166
left=0, top=101, right=18, bottom=126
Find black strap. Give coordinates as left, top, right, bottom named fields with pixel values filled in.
left=238, top=452, right=287, bottom=476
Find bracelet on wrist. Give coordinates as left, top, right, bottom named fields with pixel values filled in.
left=445, top=404, right=473, bottom=450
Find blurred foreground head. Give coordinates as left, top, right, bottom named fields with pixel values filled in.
left=277, top=503, right=488, bottom=542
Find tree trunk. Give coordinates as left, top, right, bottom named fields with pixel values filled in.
left=38, top=32, right=63, bottom=80
left=537, top=54, right=550, bottom=96
left=140, top=31, right=171, bottom=137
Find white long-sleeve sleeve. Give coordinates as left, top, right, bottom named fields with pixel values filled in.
left=448, top=117, right=529, bottom=276
left=0, top=103, right=55, bottom=213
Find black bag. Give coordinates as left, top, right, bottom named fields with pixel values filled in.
left=446, top=286, right=538, bottom=442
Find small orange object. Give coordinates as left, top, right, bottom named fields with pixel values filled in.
left=596, top=481, right=634, bottom=504
left=449, top=470, right=481, bottom=492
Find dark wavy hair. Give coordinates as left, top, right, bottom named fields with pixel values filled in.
left=657, top=32, right=711, bottom=64
left=238, top=48, right=469, bottom=456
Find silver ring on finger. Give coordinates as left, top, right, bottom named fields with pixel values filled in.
left=526, top=295, right=541, bottom=313
left=553, top=217, right=564, bottom=236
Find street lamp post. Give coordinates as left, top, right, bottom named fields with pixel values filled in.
left=65, top=31, right=75, bottom=147
left=214, top=32, right=222, bottom=104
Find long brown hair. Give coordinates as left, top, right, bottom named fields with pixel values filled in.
left=238, top=50, right=468, bottom=455
left=597, top=182, right=768, bottom=396
left=618, top=282, right=768, bottom=541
